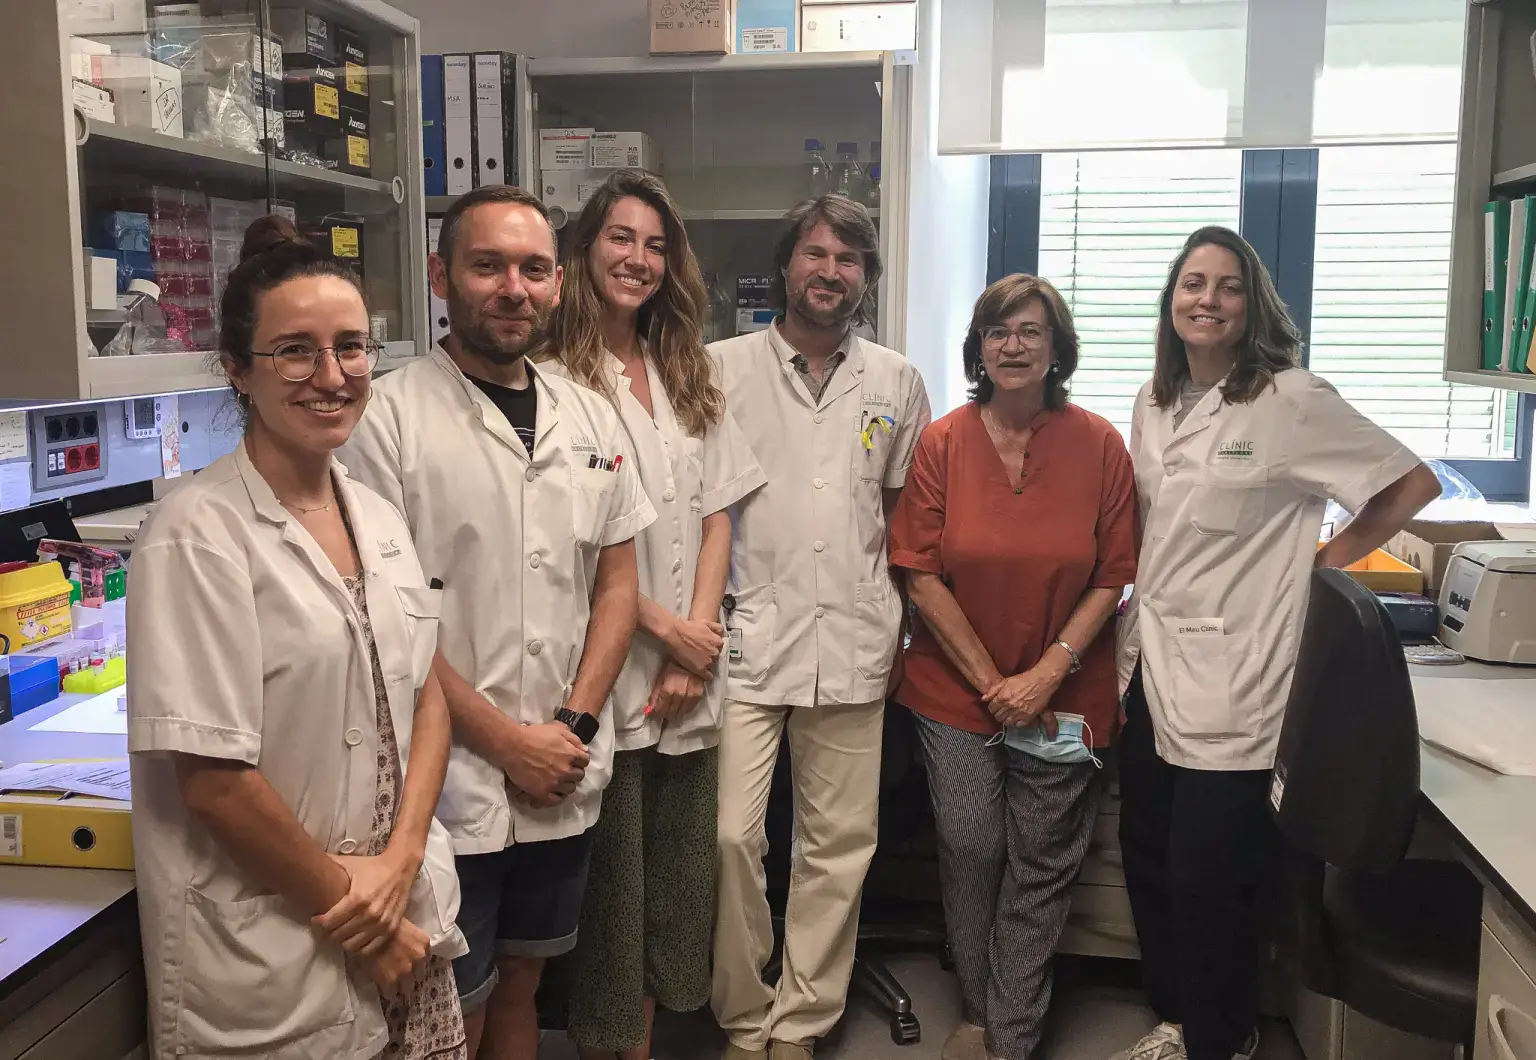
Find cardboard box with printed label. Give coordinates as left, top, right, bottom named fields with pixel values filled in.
left=335, top=25, right=369, bottom=103
left=283, top=60, right=342, bottom=140
left=541, top=170, right=605, bottom=226
left=589, top=132, right=660, bottom=171
left=65, top=0, right=148, bottom=36
left=540, top=127, right=595, bottom=171
left=1386, top=520, right=1505, bottom=595
left=72, top=79, right=116, bottom=123
left=651, top=0, right=731, bottom=55
left=802, top=1, right=917, bottom=51
left=268, top=7, right=335, bottom=62
left=97, top=56, right=183, bottom=137
left=70, top=36, right=112, bottom=85
left=737, top=0, right=799, bottom=52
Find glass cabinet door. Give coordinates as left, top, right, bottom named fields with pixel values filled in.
left=527, top=57, right=886, bottom=344
left=63, top=0, right=423, bottom=390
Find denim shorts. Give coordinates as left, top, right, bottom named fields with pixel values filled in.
left=451, top=829, right=595, bottom=1011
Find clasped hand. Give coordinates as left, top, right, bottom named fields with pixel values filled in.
left=982, top=664, right=1063, bottom=739
left=314, top=851, right=429, bottom=998
left=503, top=721, right=590, bottom=810
left=666, top=616, right=725, bottom=678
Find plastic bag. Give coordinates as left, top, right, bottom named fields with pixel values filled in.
left=1321, top=458, right=1480, bottom=539
left=101, top=280, right=186, bottom=357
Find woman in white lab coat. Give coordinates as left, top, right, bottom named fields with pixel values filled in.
left=126, top=216, right=469, bottom=1060
left=536, top=169, right=766, bottom=1060
left=1109, top=226, right=1440, bottom=1060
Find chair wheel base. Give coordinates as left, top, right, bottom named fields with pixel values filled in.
left=890, top=1013, right=921, bottom=1045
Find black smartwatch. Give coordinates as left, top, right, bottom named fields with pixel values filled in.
left=555, top=706, right=599, bottom=744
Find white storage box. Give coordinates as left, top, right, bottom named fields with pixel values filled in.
left=65, top=0, right=148, bottom=36
left=540, top=127, right=595, bottom=171
left=589, top=132, right=659, bottom=171
left=801, top=1, right=917, bottom=51
left=97, top=56, right=183, bottom=137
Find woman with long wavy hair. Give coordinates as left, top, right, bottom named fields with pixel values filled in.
left=538, top=169, right=765, bottom=1060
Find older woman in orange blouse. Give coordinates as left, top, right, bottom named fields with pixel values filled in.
left=890, top=274, right=1138, bottom=1060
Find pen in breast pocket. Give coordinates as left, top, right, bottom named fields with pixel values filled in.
left=429, top=578, right=444, bottom=590
left=613, top=454, right=623, bottom=473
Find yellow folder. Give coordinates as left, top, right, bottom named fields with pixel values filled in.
left=0, top=790, right=133, bottom=870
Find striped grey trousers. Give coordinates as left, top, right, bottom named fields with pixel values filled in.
left=913, top=711, right=1103, bottom=1060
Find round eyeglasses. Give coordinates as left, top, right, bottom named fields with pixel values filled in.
left=979, top=325, right=1052, bottom=350
left=250, top=339, right=384, bottom=382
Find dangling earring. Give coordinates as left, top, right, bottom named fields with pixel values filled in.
left=1048, top=362, right=1058, bottom=374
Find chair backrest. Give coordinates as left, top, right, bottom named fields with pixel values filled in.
left=1271, top=568, right=1419, bottom=874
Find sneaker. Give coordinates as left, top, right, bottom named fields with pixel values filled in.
left=941, top=1022, right=987, bottom=1060
left=1232, top=1028, right=1259, bottom=1060
left=1110, top=1023, right=1187, bottom=1060
left=768, top=1042, right=813, bottom=1060
left=723, top=1045, right=768, bottom=1060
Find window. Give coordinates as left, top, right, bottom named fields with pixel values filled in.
left=1038, top=150, right=1242, bottom=437
left=1308, top=144, right=1518, bottom=462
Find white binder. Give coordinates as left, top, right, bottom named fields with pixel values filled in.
left=472, top=53, right=506, bottom=187
left=444, top=54, right=473, bottom=195
left=427, top=217, right=449, bottom=348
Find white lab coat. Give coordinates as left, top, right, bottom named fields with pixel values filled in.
left=1116, top=369, right=1422, bottom=771
left=127, top=441, right=467, bottom=1060
left=341, top=349, right=655, bottom=851
left=709, top=323, right=931, bottom=707
left=542, top=352, right=766, bottom=753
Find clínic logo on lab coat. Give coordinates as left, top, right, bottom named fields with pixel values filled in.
left=1214, top=439, right=1256, bottom=462
left=378, top=539, right=403, bottom=560
left=568, top=432, right=600, bottom=458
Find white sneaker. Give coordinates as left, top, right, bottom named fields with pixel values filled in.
left=1232, top=1028, right=1259, bottom=1060
left=1110, top=1023, right=1187, bottom=1060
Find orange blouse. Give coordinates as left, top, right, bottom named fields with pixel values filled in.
left=889, top=401, right=1138, bottom=746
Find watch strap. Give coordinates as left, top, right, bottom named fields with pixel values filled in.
left=1054, top=638, right=1082, bottom=674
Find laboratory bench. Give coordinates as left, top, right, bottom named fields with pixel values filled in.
left=1, top=672, right=1534, bottom=1060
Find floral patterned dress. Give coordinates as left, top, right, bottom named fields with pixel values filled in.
left=344, top=575, right=468, bottom=1060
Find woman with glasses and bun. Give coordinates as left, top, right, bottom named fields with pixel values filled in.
left=888, top=274, right=1138, bottom=1060
left=536, top=170, right=765, bottom=1060
left=127, top=214, right=470, bottom=1060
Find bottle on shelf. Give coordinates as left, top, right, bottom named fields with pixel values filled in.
left=833, top=141, right=866, bottom=202
left=805, top=138, right=833, bottom=198
left=866, top=163, right=881, bottom=209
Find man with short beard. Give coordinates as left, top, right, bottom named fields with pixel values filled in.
left=342, top=184, right=655, bottom=1060
left=706, top=195, right=931, bottom=1060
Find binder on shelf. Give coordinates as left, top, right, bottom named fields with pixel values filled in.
left=427, top=217, right=450, bottom=349
left=1503, top=196, right=1531, bottom=371
left=421, top=54, right=447, bottom=197
left=1517, top=268, right=1536, bottom=375
left=444, top=53, right=474, bottom=195
left=1483, top=199, right=1510, bottom=370
left=0, top=790, right=133, bottom=870
left=472, top=53, right=506, bottom=187
left=500, top=53, right=522, bottom=187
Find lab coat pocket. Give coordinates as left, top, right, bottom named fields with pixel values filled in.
left=396, top=585, right=443, bottom=689
left=728, top=583, right=778, bottom=685
left=407, top=821, right=469, bottom=960
left=1190, top=467, right=1269, bottom=537
left=1158, top=617, right=1241, bottom=738
left=854, top=580, right=901, bottom=680
left=177, top=889, right=353, bottom=1054
left=572, top=472, right=617, bottom=545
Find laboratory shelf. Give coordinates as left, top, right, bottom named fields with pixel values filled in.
left=526, top=51, right=887, bottom=78
left=83, top=352, right=225, bottom=399
left=84, top=121, right=396, bottom=198
left=1446, top=369, right=1536, bottom=395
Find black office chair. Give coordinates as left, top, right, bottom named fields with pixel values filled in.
left=1271, top=568, right=1482, bottom=1047
left=764, top=701, right=945, bottom=1046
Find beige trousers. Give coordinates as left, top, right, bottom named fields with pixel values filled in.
left=711, top=697, right=885, bottom=1050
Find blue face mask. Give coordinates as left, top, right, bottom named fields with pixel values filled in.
left=986, top=712, right=1101, bottom=768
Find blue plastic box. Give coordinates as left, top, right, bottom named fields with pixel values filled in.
left=5, top=654, right=61, bottom=718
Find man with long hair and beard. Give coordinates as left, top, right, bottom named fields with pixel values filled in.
left=707, top=196, right=931, bottom=1060
left=343, top=185, right=656, bottom=1060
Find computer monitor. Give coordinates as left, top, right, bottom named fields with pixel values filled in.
left=0, top=500, right=81, bottom=565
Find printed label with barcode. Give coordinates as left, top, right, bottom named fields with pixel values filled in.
left=742, top=27, right=789, bottom=51
left=1, top=815, right=20, bottom=858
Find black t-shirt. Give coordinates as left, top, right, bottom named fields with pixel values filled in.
left=468, top=374, right=537, bottom=456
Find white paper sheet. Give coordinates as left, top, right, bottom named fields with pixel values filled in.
left=0, top=461, right=30, bottom=513
left=28, top=690, right=128, bottom=736
left=1413, top=676, right=1536, bottom=776
left=0, top=758, right=130, bottom=800
left=0, top=412, right=27, bottom=461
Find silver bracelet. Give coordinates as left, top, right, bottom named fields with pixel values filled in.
left=1054, top=638, right=1082, bottom=674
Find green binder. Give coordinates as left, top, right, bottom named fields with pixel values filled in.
left=1517, top=270, right=1536, bottom=373
left=1505, top=197, right=1534, bottom=369
left=1483, top=199, right=1510, bottom=370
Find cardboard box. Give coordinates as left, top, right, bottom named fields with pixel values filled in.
left=541, top=169, right=605, bottom=225
left=802, top=0, right=917, bottom=51
left=283, top=60, right=342, bottom=138
left=737, top=0, right=799, bottom=52
left=331, top=107, right=371, bottom=175
left=97, top=56, right=183, bottom=137
left=268, top=8, right=335, bottom=62
left=1335, top=547, right=1425, bottom=595
left=86, top=251, right=119, bottom=309
left=1386, top=520, right=1504, bottom=595
left=306, top=216, right=365, bottom=279
left=335, top=25, right=369, bottom=102
left=651, top=0, right=731, bottom=55
left=65, top=0, right=147, bottom=36
left=540, top=127, right=594, bottom=171
left=589, top=131, right=659, bottom=170
left=70, top=36, right=112, bottom=84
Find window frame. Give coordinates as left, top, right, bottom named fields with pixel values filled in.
left=986, top=149, right=1534, bottom=503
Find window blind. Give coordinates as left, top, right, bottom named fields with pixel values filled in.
left=1039, top=150, right=1243, bottom=438
left=1309, top=144, right=1515, bottom=461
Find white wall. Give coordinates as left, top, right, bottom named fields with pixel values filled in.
left=390, top=0, right=649, bottom=57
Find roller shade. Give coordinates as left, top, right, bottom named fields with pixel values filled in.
left=1040, top=150, right=1243, bottom=438
left=1309, top=144, right=1516, bottom=461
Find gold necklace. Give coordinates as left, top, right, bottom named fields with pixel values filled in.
left=279, top=498, right=334, bottom=515
left=982, top=406, right=1036, bottom=495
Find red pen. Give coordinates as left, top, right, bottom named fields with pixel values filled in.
left=613, top=454, right=623, bottom=473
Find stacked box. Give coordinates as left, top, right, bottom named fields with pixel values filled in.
left=335, top=25, right=368, bottom=105
left=268, top=8, right=335, bottom=62
left=306, top=215, right=365, bottom=284
left=209, top=198, right=264, bottom=330
left=118, top=187, right=215, bottom=350
left=283, top=58, right=343, bottom=168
